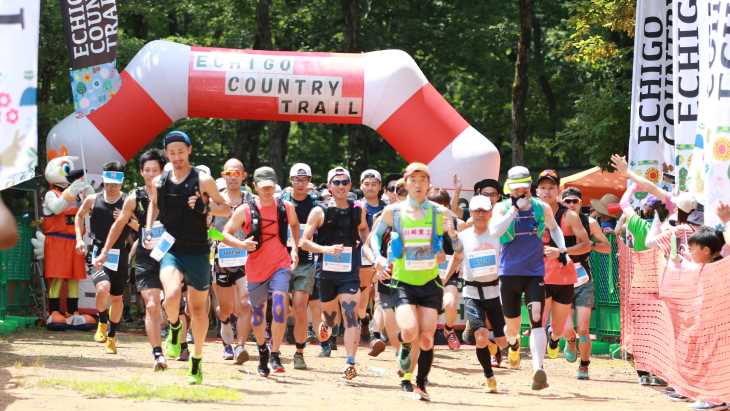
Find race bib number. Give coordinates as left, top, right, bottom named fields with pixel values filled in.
left=104, top=249, right=120, bottom=272
left=467, top=249, right=497, bottom=276
left=322, top=246, right=353, bottom=272
left=217, top=244, right=247, bottom=268
left=287, top=224, right=306, bottom=248
left=574, top=263, right=589, bottom=288
left=403, top=226, right=432, bottom=243
left=438, top=254, right=452, bottom=277
left=150, top=232, right=175, bottom=262
left=143, top=221, right=165, bottom=248
left=404, top=246, right=436, bottom=271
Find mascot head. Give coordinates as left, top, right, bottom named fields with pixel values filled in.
left=45, top=145, right=85, bottom=188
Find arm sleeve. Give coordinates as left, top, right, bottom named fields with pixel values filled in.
left=489, top=206, right=517, bottom=237
left=644, top=213, right=663, bottom=249
left=370, top=217, right=388, bottom=259
left=549, top=225, right=567, bottom=250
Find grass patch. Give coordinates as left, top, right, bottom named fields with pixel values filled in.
left=39, top=377, right=241, bottom=402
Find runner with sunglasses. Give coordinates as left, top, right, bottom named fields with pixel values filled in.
left=211, top=159, right=254, bottom=365
left=559, top=187, right=610, bottom=380
left=534, top=170, right=591, bottom=363
left=489, top=166, right=568, bottom=390
left=279, top=163, right=318, bottom=370
left=300, top=167, right=371, bottom=380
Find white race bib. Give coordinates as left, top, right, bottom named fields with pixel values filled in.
left=142, top=221, right=165, bottom=248
left=467, top=249, right=497, bottom=276
left=322, top=246, right=353, bottom=272
left=438, top=254, right=453, bottom=277
left=150, top=232, right=175, bottom=262
left=574, top=263, right=589, bottom=288
left=104, top=248, right=120, bottom=272
left=404, top=245, right=436, bottom=271
left=217, top=244, right=247, bottom=268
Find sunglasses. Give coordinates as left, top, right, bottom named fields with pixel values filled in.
left=563, top=198, right=580, bottom=205
left=221, top=170, right=243, bottom=177
left=386, top=185, right=397, bottom=193
left=482, top=191, right=500, bottom=197
left=331, top=179, right=351, bottom=186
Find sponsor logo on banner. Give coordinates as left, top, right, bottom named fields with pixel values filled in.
left=59, top=0, right=118, bottom=69
left=696, top=0, right=730, bottom=225
left=0, top=1, right=40, bottom=191
left=673, top=0, right=700, bottom=194
left=188, top=47, right=364, bottom=123
left=629, top=0, right=675, bottom=197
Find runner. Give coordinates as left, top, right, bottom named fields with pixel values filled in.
left=488, top=165, right=568, bottom=390
left=74, top=161, right=131, bottom=355
left=280, top=162, right=318, bottom=370
left=300, top=166, right=371, bottom=380
left=370, top=163, right=455, bottom=401
left=534, top=170, right=591, bottom=361
left=93, top=149, right=167, bottom=368
left=558, top=187, right=611, bottom=380
left=221, top=166, right=300, bottom=377
left=359, top=169, right=386, bottom=351
left=144, top=130, right=230, bottom=384
left=448, top=195, right=503, bottom=393
left=427, top=187, right=464, bottom=350
left=211, top=158, right=253, bottom=364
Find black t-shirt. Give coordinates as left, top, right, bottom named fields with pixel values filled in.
left=283, top=192, right=317, bottom=265
left=90, top=192, right=128, bottom=250
left=158, top=169, right=209, bottom=254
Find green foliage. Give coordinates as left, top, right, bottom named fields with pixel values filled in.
left=37, top=0, right=636, bottom=185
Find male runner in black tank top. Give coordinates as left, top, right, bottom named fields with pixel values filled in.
left=143, top=131, right=230, bottom=385
left=74, top=162, right=131, bottom=355
left=94, top=149, right=167, bottom=370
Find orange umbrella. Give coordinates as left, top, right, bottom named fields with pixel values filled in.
left=559, top=166, right=626, bottom=205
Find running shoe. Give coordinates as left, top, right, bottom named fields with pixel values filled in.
left=318, top=322, right=332, bottom=342
left=153, top=355, right=167, bottom=371
left=270, top=353, right=285, bottom=373
left=187, top=358, right=203, bottom=385
left=546, top=338, right=561, bottom=359
left=94, top=322, right=108, bottom=343
left=666, top=391, right=689, bottom=402
left=485, top=376, right=498, bottom=393
left=508, top=345, right=521, bottom=369
left=400, top=379, right=414, bottom=393
left=688, top=401, right=728, bottom=410
left=445, top=329, right=460, bottom=350
left=257, top=362, right=270, bottom=377
left=368, top=338, right=386, bottom=357
left=650, top=375, right=668, bottom=386
left=343, top=363, right=357, bottom=381
left=564, top=339, right=578, bottom=363
left=638, top=375, right=651, bottom=385
left=223, top=343, right=234, bottom=360
left=104, top=336, right=117, bottom=354
left=531, top=368, right=549, bottom=390
left=307, top=326, right=317, bottom=344
left=414, top=383, right=430, bottom=401
left=318, top=343, right=332, bottom=357
left=398, top=343, right=412, bottom=373
left=293, top=352, right=307, bottom=370
left=165, top=324, right=181, bottom=359
left=178, top=346, right=190, bottom=362
left=577, top=365, right=590, bottom=380
left=234, top=344, right=249, bottom=364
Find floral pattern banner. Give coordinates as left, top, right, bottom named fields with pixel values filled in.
left=70, top=61, right=122, bottom=115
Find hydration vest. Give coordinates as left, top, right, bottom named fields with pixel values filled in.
left=246, top=197, right=288, bottom=251
left=498, top=197, right=545, bottom=244
left=316, top=199, right=361, bottom=247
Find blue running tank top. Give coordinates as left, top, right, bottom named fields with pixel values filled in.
left=498, top=208, right=545, bottom=277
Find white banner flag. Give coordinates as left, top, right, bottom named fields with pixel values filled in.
left=673, top=0, right=700, bottom=194
left=629, top=0, right=675, bottom=197
left=0, top=1, right=40, bottom=191
left=696, top=0, right=730, bottom=226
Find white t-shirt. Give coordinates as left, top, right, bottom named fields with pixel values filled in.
left=458, top=227, right=500, bottom=300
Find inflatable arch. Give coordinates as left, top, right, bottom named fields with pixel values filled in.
left=48, top=40, right=499, bottom=188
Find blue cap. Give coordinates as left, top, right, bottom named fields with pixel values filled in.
left=164, top=130, right=191, bottom=147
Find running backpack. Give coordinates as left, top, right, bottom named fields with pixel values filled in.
left=498, top=197, right=545, bottom=244
left=246, top=198, right=288, bottom=251
left=316, top=199, right=361, bottom=247
left=390, top=202, right=442, bottom=258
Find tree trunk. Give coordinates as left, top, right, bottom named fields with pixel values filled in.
left=342, top=0, right=368, bottom=175
left=268, top=121, right=291, bottom=185
left=532, top=7, right=556, bottom=140
left=511, top=0, right=533, bottom=166
left=232, top=0, right=273, bottom=173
